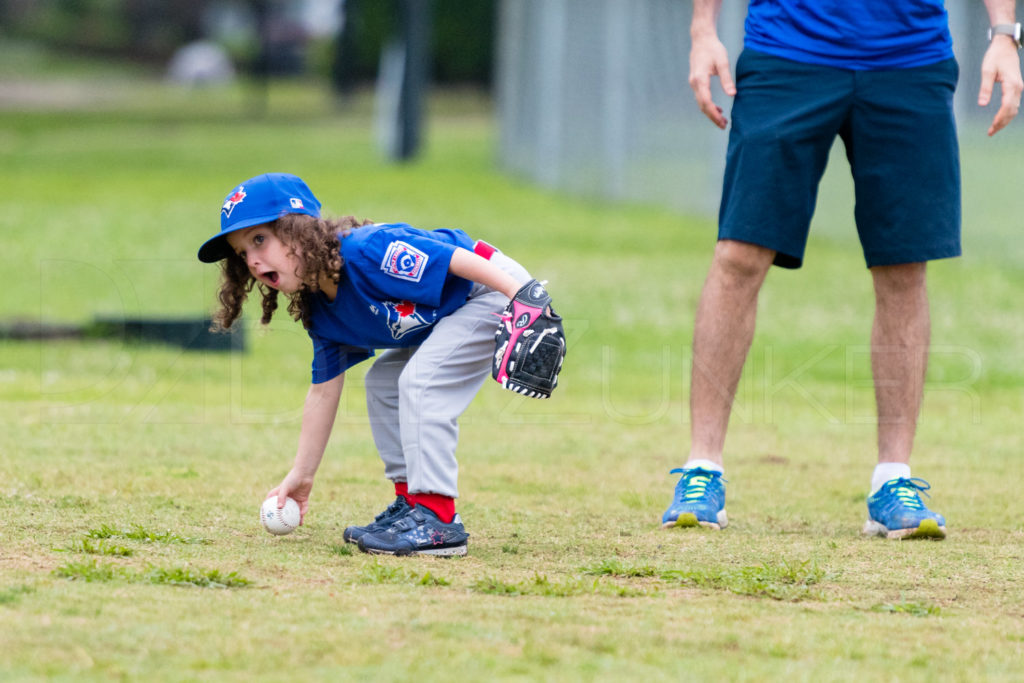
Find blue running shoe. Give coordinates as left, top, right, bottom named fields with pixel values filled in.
left=863, top=477, right=946, bottom=540
left=343, top=496, right=412, bottom=544
left=661, top=467, right=727, bottom=530
left=358, top=507, right=469, bottom=556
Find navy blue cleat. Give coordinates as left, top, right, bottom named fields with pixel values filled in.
left=358, top=507, right=469, bottom=556
left=343, top=496, right=412, bottom=544
left=863, top=477, right=946, bottom=540
left=661, top=467, right=727, bottom=530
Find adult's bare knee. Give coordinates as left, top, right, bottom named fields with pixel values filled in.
left=711, top=240, right=775, bottom=287
left=871, top=262, right=926, bottom=293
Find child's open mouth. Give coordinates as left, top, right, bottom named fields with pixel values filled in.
left=263, top=271, right=280, bottom=287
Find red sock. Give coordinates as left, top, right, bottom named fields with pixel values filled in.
left=394, top=481, right=412, bottom=505
left=409, top=493, right=456, bottom=524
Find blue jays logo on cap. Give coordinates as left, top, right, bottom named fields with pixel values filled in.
left=222, top=187, right=247, bottom=218
left=197, top=173, right=322, bottom=263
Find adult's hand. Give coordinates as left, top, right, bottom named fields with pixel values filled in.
left=978, top=36, right=1023, bottom=135
left=689, top=32, right=736, bottom=129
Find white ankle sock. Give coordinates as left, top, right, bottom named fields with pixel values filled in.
left=871, top=462, right=911, bottom=495
left=684, top=459, right=724, bottom=474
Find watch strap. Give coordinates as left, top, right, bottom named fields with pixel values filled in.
left=988, top=23, right=1023, bottom=49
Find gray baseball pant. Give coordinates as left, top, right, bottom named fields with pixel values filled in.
left=364, top=250, right=531, bottom=498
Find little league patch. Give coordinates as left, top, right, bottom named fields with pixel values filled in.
left=381, top=240, right=429, bottom=282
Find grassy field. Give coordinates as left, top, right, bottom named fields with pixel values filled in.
left=2, top=56, right=1024, bottom=681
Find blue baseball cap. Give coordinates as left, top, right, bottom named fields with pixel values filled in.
left=197, top=173, right=322, bottom=263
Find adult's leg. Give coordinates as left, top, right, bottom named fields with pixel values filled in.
left=696, top=53, right=851, bottom=463
left=665, top=51, right=849, bottom=530
left=840, top=61, right=955, bottom=539
left=847, top=61, right=955, bottom=461
left=689, top=239, right=776, bottom=465
left=863, top=262, right=944, bottom=539
left=845, top=58, right=956, bottom=495
left=870, top=262, right=929, bottom=464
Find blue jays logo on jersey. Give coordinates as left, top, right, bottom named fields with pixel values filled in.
left=381, top=300, right=435, bottom=340
left=380, top=241, right=429, bottom=282
left=222, top=186, right=246, bottom=217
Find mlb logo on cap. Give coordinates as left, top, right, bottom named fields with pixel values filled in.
left=198, top=173, right=322, bottom=263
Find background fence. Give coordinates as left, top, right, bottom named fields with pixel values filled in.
left=496, top=0, right=1020, bottom=218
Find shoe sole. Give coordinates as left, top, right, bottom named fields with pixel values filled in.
left=360, top=543, right=468, bottom=557
left=661, top=510, right=728, bottom=531
left=862, top=518, right=946, bottom=540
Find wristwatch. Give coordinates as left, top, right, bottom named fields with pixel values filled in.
left=987, top=23, right=1023, bottom=49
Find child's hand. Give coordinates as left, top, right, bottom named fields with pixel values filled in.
left=267, top=469, right=315, bottom=524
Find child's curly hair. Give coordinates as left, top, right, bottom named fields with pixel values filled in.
left=212, top=213, right=373, bottom=330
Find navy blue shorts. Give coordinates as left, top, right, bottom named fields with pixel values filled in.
left=719, top=49, right=961, bottom=269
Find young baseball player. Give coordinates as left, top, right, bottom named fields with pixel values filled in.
left=198, top=173, right=564, bottom=556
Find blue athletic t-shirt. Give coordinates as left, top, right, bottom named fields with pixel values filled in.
left=305, top=223, right=475, bottom=383
left=744, top=0, right=953, bottom=70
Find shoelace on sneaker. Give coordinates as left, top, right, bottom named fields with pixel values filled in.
left=669, top=467, right=724, bottom=503
left=375, top=498, right=408, bottom=522
left=878, top=477, right=932, bottom=510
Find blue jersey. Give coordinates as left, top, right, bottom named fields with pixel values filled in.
left=744, top=0, right=953, bottom=70
left=306, top=223, right=475, bottom=383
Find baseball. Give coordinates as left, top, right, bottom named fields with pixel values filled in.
left=260, top=496, right=301, bottom=535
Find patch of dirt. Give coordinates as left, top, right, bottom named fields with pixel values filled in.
left=0, top=80, right=123, bottom=110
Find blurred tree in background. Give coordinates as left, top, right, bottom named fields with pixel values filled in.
left=3, top=0, right=204, bottom=62
left=335, top=0, right=493, bottom=83
left=1, top=0, right=495, bottom=85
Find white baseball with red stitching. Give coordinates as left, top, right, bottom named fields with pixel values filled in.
left=260, top=496, right=301, bottom=535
